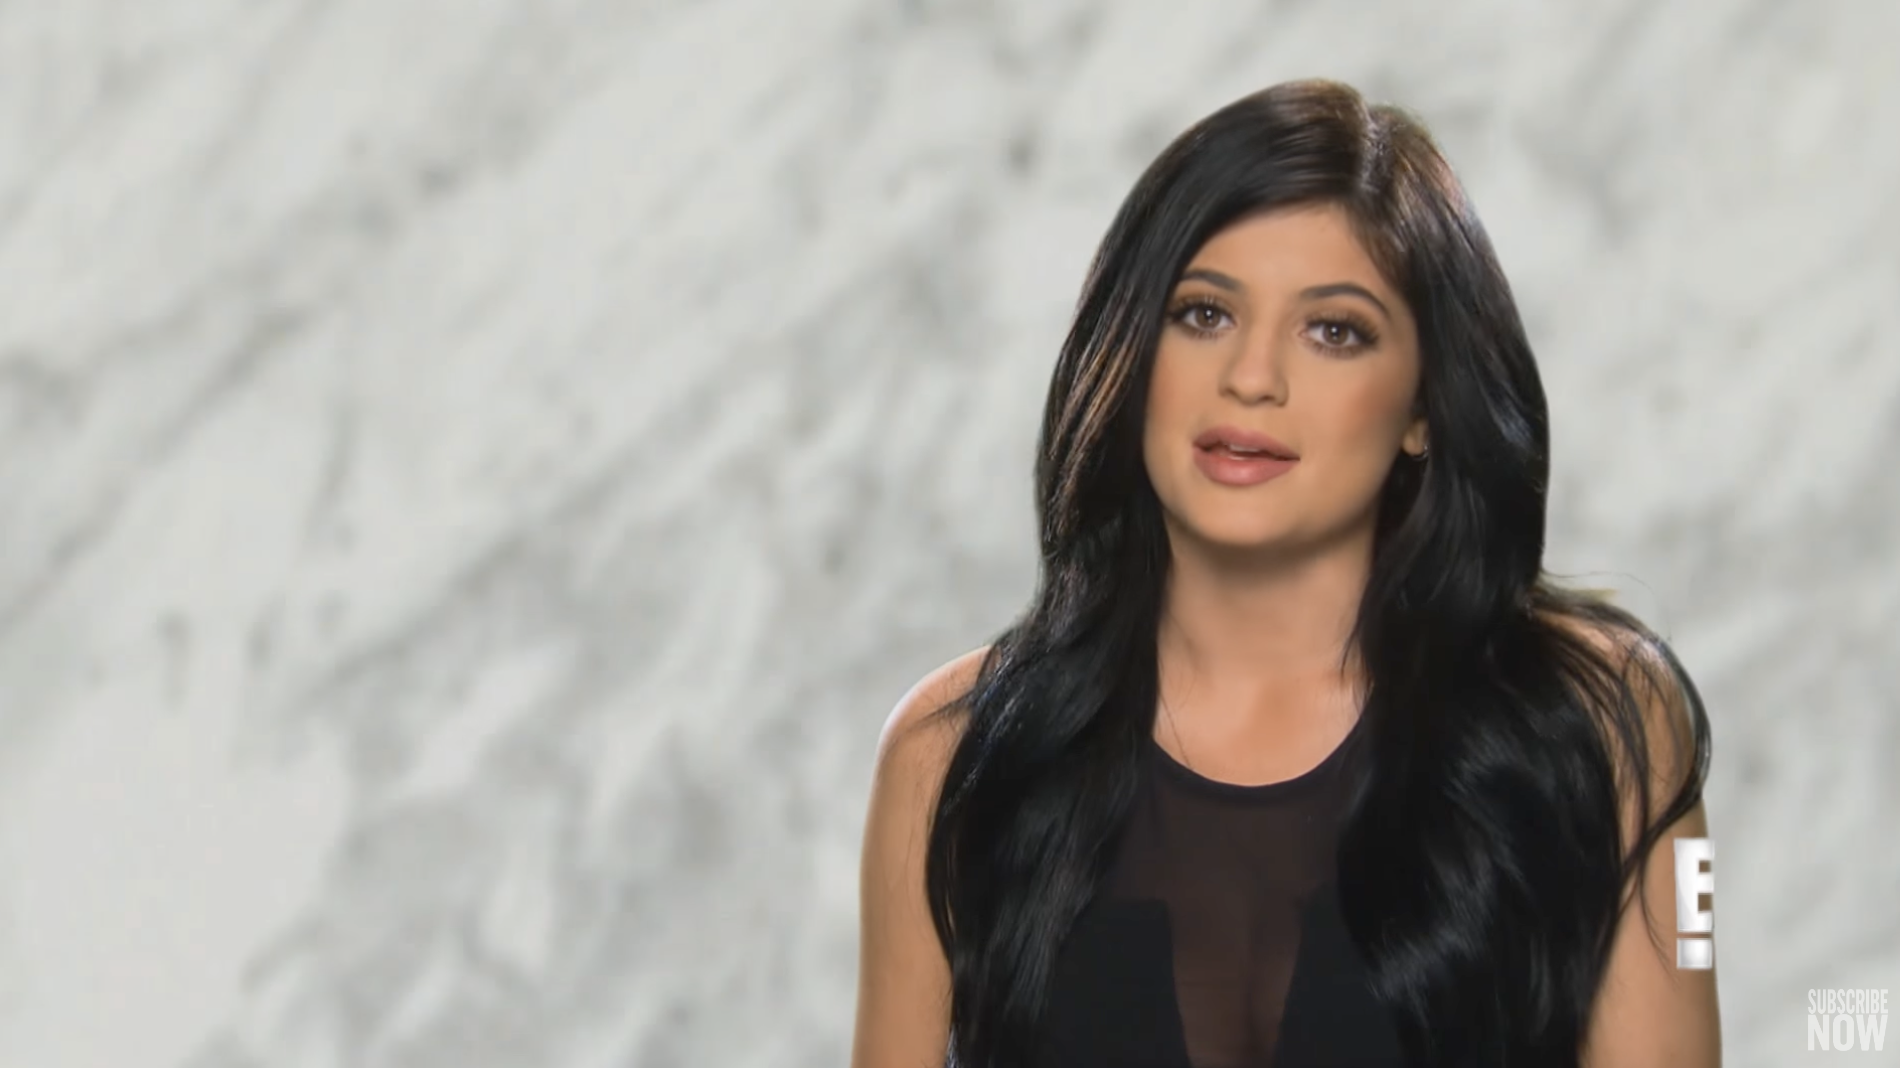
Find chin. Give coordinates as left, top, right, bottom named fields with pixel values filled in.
left=1174, top=508, right=1298, bottom=552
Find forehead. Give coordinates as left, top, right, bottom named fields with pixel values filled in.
left=1185, top=203, right=1393, bottom=291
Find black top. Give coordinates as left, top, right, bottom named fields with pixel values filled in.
left=1036, top=715, right=1407, bottom=1067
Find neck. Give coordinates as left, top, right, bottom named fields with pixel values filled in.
left=1155, top=522, right=1373, bottom=726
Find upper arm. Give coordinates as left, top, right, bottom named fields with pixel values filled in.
left=1568, top=624, right=1722, bottom=1067
left=850, top=646, right=988, bottom=1068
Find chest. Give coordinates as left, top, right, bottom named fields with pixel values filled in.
left=1032, top=734, right=1408, bottom=1068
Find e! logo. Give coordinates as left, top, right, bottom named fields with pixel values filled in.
left=1673, top=837, right=1714, bottom=969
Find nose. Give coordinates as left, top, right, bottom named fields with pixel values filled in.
left=1219, top=326, right=1289, bottom=405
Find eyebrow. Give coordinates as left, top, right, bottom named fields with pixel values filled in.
left=1178, top=268, right=1393, bottom=319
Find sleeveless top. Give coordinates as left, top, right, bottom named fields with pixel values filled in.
left=1035, top=714, right=1408, bottom=1067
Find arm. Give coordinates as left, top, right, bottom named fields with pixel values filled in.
left=850, top=647, right=987, bottom=1068
left=1578, top=632, right=1722, bottom=1067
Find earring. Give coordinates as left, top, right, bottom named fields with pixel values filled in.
left=1409, top=446, right=1430, bottom=461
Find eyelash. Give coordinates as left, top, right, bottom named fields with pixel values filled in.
left=1165, top=297, right=1382, bottom=353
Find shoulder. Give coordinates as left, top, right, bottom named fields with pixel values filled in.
left=853, top=646, right=990, bottom=1068
left=1542, top=610, right=1722, bottom=1063
left=1535, top=605, right=1708, bottom=833
left=1536, top=604, right=1648, bottom=665
left=871, top=644, right=990, bottom=807
left=1535, top=608, right=1698, bottom=740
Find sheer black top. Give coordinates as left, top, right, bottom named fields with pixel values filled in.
left=1036, top=714, right=1407, bottom=1067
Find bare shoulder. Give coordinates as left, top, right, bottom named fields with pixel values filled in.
left=851, top=645, right=990, bottom=1068
left=1536, top=605, right=1709, bottom=837
left=1542, top=610, right=1722, bottom=1064
left=1536, top=604, right=1644, bottom=662
left=874, top=644, right=989, bottom=782
left=1537, top=607, right=1698, bottom=737
left=1536, top=610, right=1721, bottom=1064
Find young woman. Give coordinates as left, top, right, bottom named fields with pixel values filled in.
left=853, top=78, right=1719, bottom=1068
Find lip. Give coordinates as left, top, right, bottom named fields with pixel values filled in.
left=1192, top=425, right=1299, bottom=487
left=1193, top=445, right=1297, bottom=486
left=1193, top=426, right=1299, bottom=459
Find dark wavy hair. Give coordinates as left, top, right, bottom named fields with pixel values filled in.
left=919, top=79, right=1714, bottom=1067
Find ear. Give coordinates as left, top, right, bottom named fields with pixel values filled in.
left=1401, top=416, right=1429, bottom=457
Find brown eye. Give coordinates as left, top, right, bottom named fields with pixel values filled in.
left=1304, top=315, right=1379, bottom=353
left=1168, top=298, right=1234, bottom=336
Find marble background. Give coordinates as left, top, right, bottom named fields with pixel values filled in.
left=0, top=2, right=1894, bottom=1066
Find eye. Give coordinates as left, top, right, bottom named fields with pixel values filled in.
left=1304, top=314, right=1380, bottom=353
left=1167, top=297, right=1234, bottom=338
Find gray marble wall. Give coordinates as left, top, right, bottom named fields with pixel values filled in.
left=0, top=2, right=1894, bottom=1066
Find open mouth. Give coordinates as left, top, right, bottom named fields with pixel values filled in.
left=1192, top=426, right=1300, bottom=461
left=1200, top=442, right=1295, bottom=461
left=1192, top=435, right=1299, bottom=487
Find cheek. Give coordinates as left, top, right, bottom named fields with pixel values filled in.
left=1142, top=351, right=1194, bottom=455
left=1316, top=374, right=1415, bottom=454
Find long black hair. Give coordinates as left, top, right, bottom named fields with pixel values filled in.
left=917, top=79, right=1714, bottom=1067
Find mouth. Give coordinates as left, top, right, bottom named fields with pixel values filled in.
left=1191, top=427, right=1299, bottom=487
left=1192, top=426, right=1299, bottom=461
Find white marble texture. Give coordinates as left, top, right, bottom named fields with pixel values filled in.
left=0, top=1, right=1894, bottom=1065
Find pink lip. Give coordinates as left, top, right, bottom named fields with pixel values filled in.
left=1193, top=425, right=1299, bottom=458
left=1193, top=444, right=1297, bottom=486
left=1191, top=425, right=1299, bottom=486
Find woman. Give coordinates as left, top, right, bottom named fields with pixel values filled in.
left=853, top=79, right=1718, bottom=1068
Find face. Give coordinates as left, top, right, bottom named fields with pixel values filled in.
left=1142, top=202, right=1428, bottom=558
